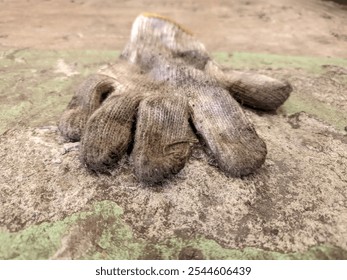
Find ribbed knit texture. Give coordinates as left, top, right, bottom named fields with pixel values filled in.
left=59, top=13, right=292, bottom=182
left=58, top=74, right=116, bottom=141
left=133, top=94, right=190, bottom=182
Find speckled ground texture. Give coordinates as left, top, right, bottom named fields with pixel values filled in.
left=0, top=0, right=347, bottom=259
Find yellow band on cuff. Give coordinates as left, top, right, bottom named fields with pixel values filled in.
left=141, top=12, right=194, bottom=35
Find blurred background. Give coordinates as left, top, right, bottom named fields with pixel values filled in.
left=0, top=0, right=346, bottom=57
left=1, top=0, right=347, bottom=261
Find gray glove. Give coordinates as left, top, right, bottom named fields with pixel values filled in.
left=59, top=13, right=292, bottom=183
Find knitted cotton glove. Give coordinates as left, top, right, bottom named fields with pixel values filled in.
left=123, top=13, right=292, bottom=111
left=59, top=61, right=192, bottom=183
left=59, top=13, right=292, bottom=183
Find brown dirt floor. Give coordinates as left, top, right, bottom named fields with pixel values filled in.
left=0, top=0, right=346, bottom=56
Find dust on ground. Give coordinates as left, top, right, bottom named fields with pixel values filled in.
left=0, top=0, right=347, bottom=259
left=1, top=102, right=347, bottom=258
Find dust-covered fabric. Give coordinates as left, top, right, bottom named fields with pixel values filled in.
left=59, top=13, right=292, bottom=183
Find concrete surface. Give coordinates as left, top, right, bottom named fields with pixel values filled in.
left=0, top=50, right=346, bottom=259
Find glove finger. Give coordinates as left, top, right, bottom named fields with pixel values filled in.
left=205, top=60, right=292, bottom=111
left=81, top=93, right=142, bottom=173
left=145, top=57, right=266, bottom=176
left=189, top=83, right=267, bottom=177
left=59, top=74, right=115, bottom=141
left=132, top=94, right=191, bottom=183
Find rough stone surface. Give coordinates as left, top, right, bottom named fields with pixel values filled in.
left=1, top=56, right=346, bottom=258
left=1, top=0, right=347, bottom=259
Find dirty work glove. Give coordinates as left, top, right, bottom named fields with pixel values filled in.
left=59, top=62, right=192, bottom=183
left=123, top=13, right=292, bottom=111
left=59, top=13, right=292, bottom=183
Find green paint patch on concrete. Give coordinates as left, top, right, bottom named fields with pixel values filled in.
left=0, top=200, right=346, bottom=260
left=216, top=51, right=347, bottom=74
left=0, top=49, right=346, bottom=134
left=0, top=216, right=71, bottom=259
left=82, top=201, right=145, bottom=260
left=282, top=94, right=347, bottom=130
left=1, top=49, right=119, bottom=71
left=0, top=49, right=119, bottom=134
left=175, top=237, right=347, bottom=260
left=216, top=52, right=347, bottom=131
left=0, top=201, right=144, bottom=260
